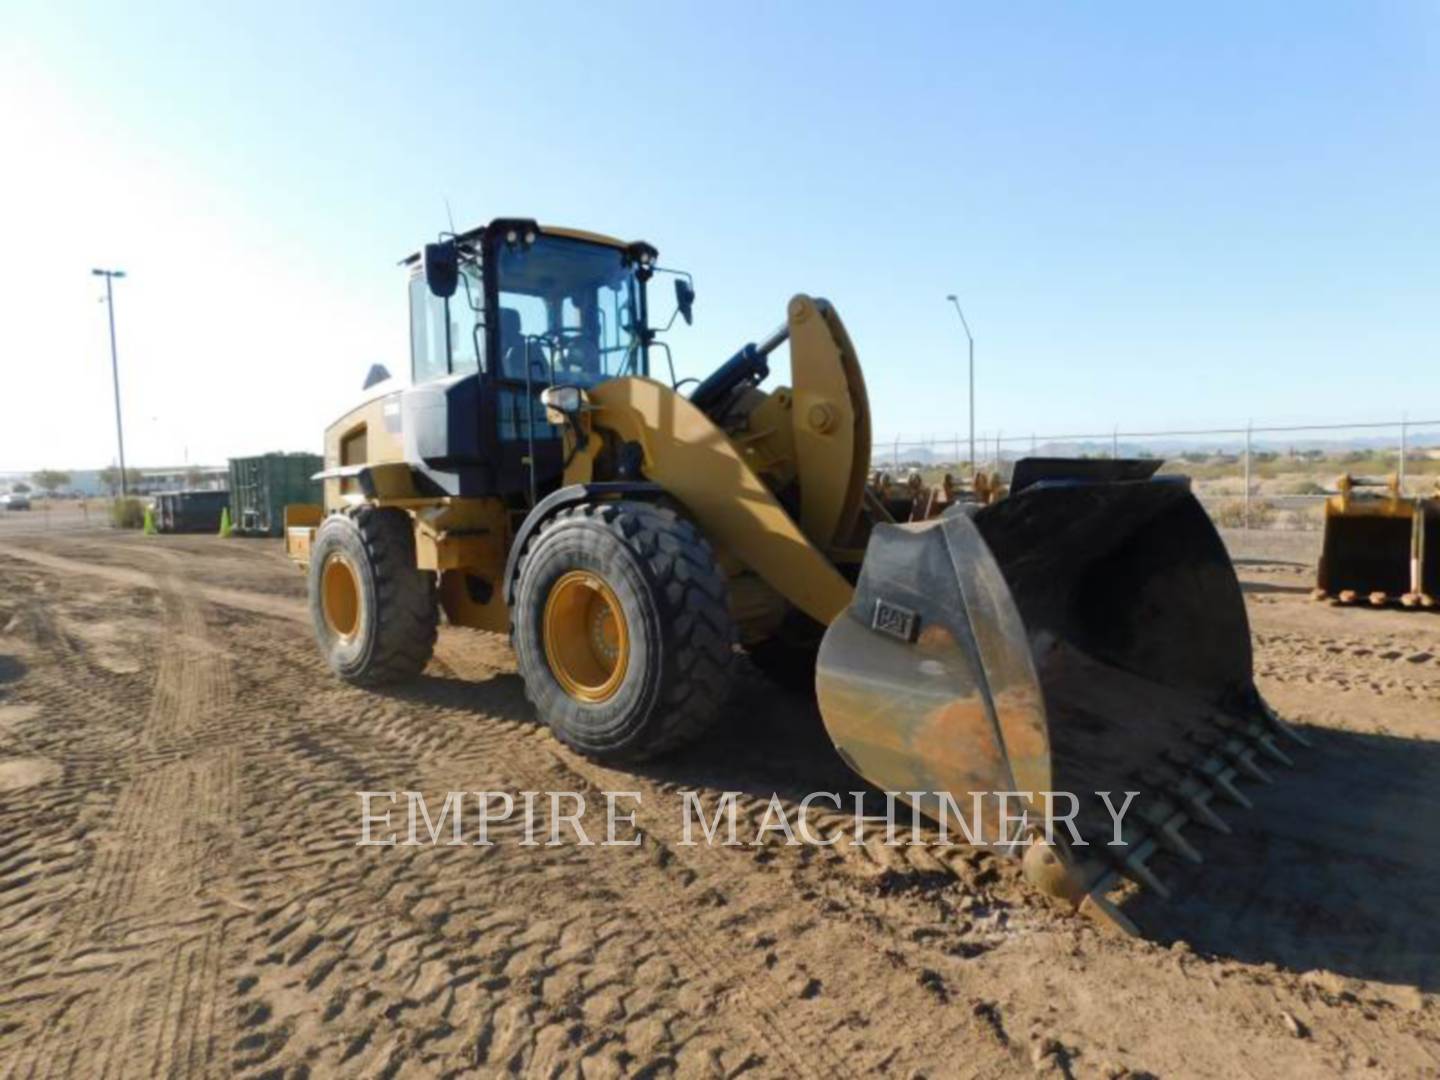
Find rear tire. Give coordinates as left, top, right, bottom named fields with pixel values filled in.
left=513, top=501, right=735, bottom=761
left=308, top=508, right=438, bottom=686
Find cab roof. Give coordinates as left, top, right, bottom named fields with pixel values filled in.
left=400, top=219, right=638, bottom=267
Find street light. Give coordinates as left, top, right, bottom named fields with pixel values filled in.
left=92, top=268, right=128, bottom=496
left=945, top=294, right=975, bottom=477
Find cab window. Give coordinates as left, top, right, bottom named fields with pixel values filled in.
left=494, top=236, right=646, bottom=388
left=409, top=275, right=447, bottom=383
left=496, top=293, right=549, bottom=380
left=449, top=267, right=485, bottom=374
left=409, top=267, right=486, bottom=382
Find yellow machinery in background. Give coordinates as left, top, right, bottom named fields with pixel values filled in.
left=1314, top=474, right=1439, bottom=608
left=286, top=218, right=1305, bottom=929
left=868, top=469, right=1005, bottom=522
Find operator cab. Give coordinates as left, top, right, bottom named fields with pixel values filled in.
left=400, top=219, right=662, bottom=502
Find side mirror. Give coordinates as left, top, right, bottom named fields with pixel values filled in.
left=674, top=278, right=695, bottom=325
left=423, top=241, right=458, bottom=298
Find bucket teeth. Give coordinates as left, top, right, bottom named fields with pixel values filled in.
left=1072, top=698, right=1307, bottom=910
left=1161, top=749, right=1253, bottom=810
left=1272, top=719, right=1313, bottom=748
left=1131, top=784, right=1208, bottom=864
left=1225, top=748, right=1272, bottom=785
left=1139, top=813, right=1204, bottom=864
left=1127, top=859, right=1170, bottom=899
left=1249, top=732, right=1294, bottom=767
left=1212, top=770, right=1253, bottom=808
left=1186, top=731, right=1272, bottom=788
left=1143, top=765, right=1232, bottom=834
left=1258, top=701, right=1314, bottom=748
left=1217, top=712, right=1298, bottom=770
left=1205, top=718, right=1277, bottom=784
left=1181, top=794, right=1231, bottom=834
left=1108, top=836, right=1171, bottom=899
left=1156, top=820, right=1203, bottom=864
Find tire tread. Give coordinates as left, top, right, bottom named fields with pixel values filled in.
left=344, top=507, right=437, bottom=686
left=514, top=500, right=735, bottom=759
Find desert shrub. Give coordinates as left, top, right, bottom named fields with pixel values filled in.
left=1290, top=504, right=1325, bottom=531
left=1211, top=498, right=1276, bottom=529
left=1212, top=501, right=1245, bottom=528
left=1249, top=499, right=1278, bottom=528
left=1280, top=479, right=1327, bottom=496
left=110, top=497, right=145, bottom=529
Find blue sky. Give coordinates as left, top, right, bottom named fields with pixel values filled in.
left=1, top=2, right=1436, bottom=470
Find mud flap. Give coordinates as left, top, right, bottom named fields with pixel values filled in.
left=816, top=476, right=1305, bottom=917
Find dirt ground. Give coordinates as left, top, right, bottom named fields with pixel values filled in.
left=0, top=504, right=1436, bottom=1078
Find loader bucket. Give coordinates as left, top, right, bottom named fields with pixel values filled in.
left=816, top=468, right=1294, bottom=912
left=1316, top=490, right=1417, bottom=604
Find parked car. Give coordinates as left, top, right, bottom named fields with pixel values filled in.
left=2, top=493, right=32, bottom=510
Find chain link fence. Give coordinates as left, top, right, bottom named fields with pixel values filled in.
left=871, top=417, right=1440, bottom=530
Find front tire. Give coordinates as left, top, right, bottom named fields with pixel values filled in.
left=513, top=501, right=735, bottom=761
left=308, top=508, right=438, bottom=686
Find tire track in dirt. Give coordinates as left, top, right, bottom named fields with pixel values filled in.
left=432, top=673, right=1031, bottom=1077
left=0, top=541, right=305, bottom=627
left=0, top=558, right=168, bottom=1008
left=208, top=586, right=1431, bottom=1078
left=161, top=588, right=1038, bottom=1075
left=195, top=617, right=862, bottom=1077
left=420, top=637, right=1021, bottom=1076
left=0, top=553, right=240, bottom=1079
left=8, top=923, right=231, bottom=1080
left=426, top=633, right=998, bottom=882
left=78, top=557, right=236, bottom=919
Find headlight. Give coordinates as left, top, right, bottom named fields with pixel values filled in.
left=540, top=385, right=583, bottom=415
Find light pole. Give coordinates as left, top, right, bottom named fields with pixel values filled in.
left=92, top=269, right=128, bottom=496
left=945, top=294, right=975, bottom=477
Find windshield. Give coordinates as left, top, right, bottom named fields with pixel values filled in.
left=494, top=235, right=647, bottom=388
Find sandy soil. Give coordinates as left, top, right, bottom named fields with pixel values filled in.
left=0, top=505, right=1436, bottom=1078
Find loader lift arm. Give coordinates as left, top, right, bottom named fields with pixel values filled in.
left=681, top=295, right=874, bottom=561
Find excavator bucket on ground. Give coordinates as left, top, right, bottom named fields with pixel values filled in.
left=816, top=459, right=1306, bottom=927
left=1314, top=475, right=1427, bottom=607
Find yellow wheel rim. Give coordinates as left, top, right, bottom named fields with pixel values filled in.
left=321, top=553, right=361, bottom=640
left=542, top=570, right=629, bottom=703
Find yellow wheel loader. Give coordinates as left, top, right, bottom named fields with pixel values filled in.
left=287, top=218, right=1304, bottom=925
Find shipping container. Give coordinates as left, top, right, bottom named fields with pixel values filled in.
left=153, top=489, right=230, bottom=533
left=228, top=453, right=324, bottom=537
